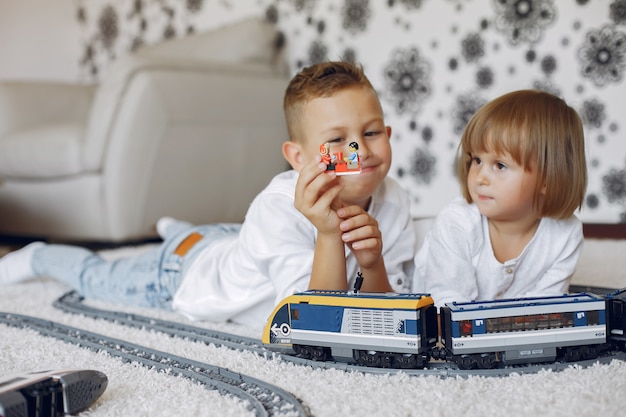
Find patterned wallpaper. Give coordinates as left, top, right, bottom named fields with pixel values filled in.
left=75, top=0, right=626, bottom=223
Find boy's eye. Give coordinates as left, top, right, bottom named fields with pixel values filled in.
left=495, top=162, right=507, bottom=170
left=328, top=138, right=343, bottom=143
left=364, top=130, right=380, bottom=137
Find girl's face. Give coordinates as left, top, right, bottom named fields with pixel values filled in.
left=467, top=149, right=543, bottom=222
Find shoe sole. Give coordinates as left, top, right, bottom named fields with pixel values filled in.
left=0, top=369, right=107, bottom=417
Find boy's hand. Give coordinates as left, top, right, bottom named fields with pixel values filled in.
left=294, top=155, right=344, bottom=235
left=337, top=205, right=383, bottom=268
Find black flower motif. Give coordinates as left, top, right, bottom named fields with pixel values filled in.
left=580, top=98, right=606, bottom=129
left=602, top=168, right=626, bottom=203
left=186, top=0, right=204, bottom=13
left=461, top=33, right=485, bottom=63
left=476, top=66, right=495, bottom=89
left=342, top=0, right=371, bottom=34
left=98, top=5, right=119, bottom=51
left=409, top=147, right=436, bottom=184
left=341, top=48, right=357, bottom=64
left=383, top=47, right=432, bottom=115
left=586, top=193, right=600, bottom=209
left=578, top=24, right=626, bottom=87
left=531, top=79, right=560, bottom=96
left=293, top=0, right=317, bottom=12
left=610, top=0, right=626, bottom=25
left=540, top=54, right=557, bottom=75
left=389, top=0, right=425, bottom=10
left=265, top=5, right=279, bottom=24
left=493, top=0, right=556, bottom=46
left=452, top=93, right=487, bottom=134
left=308, top=40, right=329, bottom=64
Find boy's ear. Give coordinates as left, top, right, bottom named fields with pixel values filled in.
left=282, top=141, right=305, bottom=172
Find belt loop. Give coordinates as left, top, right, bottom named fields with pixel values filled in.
left=174, top=232, right=203, bottom=256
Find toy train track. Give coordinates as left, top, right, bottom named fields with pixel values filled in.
left=0, top=310, right=311, bottom=417
left=53, top=291, right=626, bottom=378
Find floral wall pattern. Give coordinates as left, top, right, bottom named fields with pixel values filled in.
left=75, top=0, right=626, bottom=223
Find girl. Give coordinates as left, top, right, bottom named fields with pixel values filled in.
left=414, top=90, right=587, bottom=307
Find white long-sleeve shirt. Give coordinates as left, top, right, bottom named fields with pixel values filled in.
left=172, top=170, right=417, bottom=328
left=413, top=197, right=583, bottom=308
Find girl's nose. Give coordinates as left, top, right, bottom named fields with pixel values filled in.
left=475, top=166, right=489, bottom=185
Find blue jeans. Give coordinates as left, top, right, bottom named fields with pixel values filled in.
left=31, top=223, right=241, bottom=310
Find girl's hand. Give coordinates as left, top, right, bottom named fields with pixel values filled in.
left=294, top=155, right=344, bottom=235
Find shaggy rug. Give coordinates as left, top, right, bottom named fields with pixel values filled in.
left=0, top=244, right=625, bottom=417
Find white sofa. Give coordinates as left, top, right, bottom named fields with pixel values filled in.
left=0, top=17, right=290, bottom=243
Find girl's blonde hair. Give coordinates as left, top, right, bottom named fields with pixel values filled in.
left=456, top=90, right=587, bottom=219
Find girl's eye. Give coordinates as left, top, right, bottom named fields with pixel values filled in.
left=496, top=162, right=507, bottom=170
left=328, top=138, right=343, bottom=143
left=471, top=156, right=482, bottom=165
left=364, top=130, right=380, bottom=137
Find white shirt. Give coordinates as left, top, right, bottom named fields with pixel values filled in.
left=172, top=170, right=416, bottom=328
left=413, top=197, right=583, bottom=308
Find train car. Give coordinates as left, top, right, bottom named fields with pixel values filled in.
left=263, top=290, right=438, bottom=368
left=606, top=288, right=626, bottom=351
left=440, top=293, right=608, bottom=369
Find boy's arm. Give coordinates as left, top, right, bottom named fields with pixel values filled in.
left=337, top=206, right=393, bottom=292
left=309, top=232, right=348, bottom=290
left=294, top=156, right=349, bottom=290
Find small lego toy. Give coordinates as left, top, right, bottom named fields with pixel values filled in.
left=320, top=142, right=362, bottom=175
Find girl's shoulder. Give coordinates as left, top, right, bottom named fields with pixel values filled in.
left=436, top=197, right=482, bottom=228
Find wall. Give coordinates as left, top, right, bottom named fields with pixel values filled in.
left=3, top=0, right=626, bottom=222
left=0, top=0, right=82, bottom=82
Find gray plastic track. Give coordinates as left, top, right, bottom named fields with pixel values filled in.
left=54, top=291, right=626, bottom=378
left=0, top=311, right=311, bottom=417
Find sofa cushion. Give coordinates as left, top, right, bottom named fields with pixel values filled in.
left=0, top=123, right=84, bottom=178
left=135, top=16, right=283, bottom=66
left=82, top=16, right=286, bottom=173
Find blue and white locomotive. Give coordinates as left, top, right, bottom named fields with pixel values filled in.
left=262, top=290, right=438, bottom=368
left=263, top=288, right=626, bottom=370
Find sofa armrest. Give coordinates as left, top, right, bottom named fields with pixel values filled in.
left=0, top=82, right=96, bottom=138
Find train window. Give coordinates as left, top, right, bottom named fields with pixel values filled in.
left=587, top=310, right=599, bottom=326
left=612, top=302, right=624, bottom=319
left=484, top=312, right=577, bottom=334
left=460, top=320, right=472, bottom=337
left=292, top=308, right=300, bottom=320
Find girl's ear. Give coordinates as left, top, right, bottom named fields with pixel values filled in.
left=282, top=141, right=305, bottom=172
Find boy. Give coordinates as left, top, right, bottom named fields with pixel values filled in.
left=0, top=61, right=416, bottom=328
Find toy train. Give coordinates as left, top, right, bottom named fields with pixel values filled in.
left=262, top=288, right=626, bottom=370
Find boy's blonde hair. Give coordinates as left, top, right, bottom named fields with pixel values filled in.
left=456, top=90, right=587, bottom=219
left=284, top=61, right=376, bottom=142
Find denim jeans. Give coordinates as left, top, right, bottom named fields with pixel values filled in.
left=31, top=223, right=241, bottom=309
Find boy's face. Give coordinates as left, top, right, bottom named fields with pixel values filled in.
left=297, top=86, right=392, bottom=208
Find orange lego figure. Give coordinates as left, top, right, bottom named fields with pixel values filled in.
left=320, top=142, right=361, bottom=175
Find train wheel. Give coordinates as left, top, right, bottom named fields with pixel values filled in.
left=294, top=345, right=312, bottom=359
left=311, top=346, right=332, bottom=361
left=455, top=355, right=476, bottom=370
left=357, top=350, right=381, bottom=367
left=476, top=353, right=497, bottom=369
left=393, top=353, right=417, bottom=369
left=579, top=346, right=598, bottom=361
left=563, top=347, right=581, bottom=362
